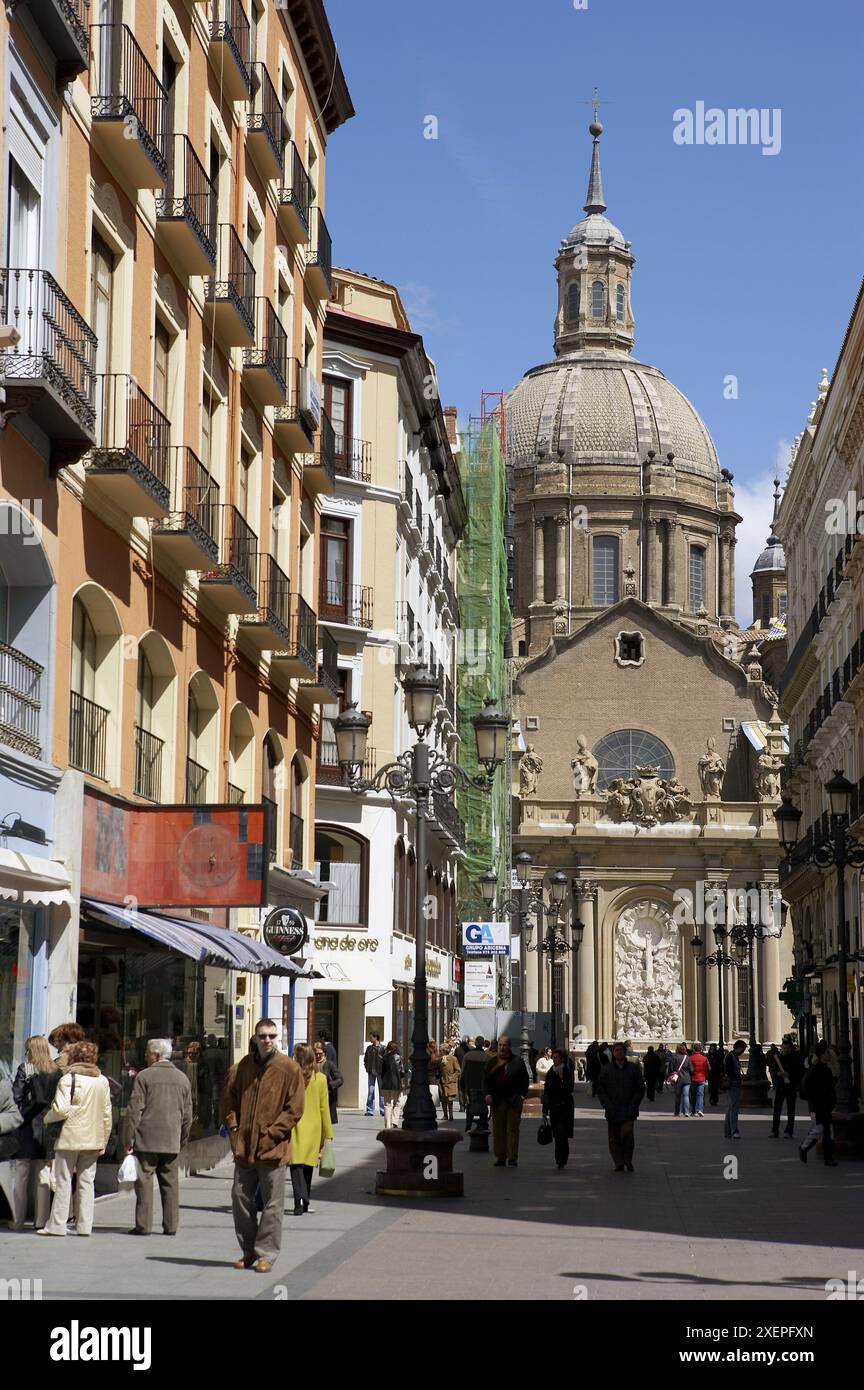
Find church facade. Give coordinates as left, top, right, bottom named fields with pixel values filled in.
left=507, top=122, right=793, bottom=1049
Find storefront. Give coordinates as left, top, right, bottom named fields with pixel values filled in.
left=0, top=849, right=74, bottom=1076
left=391, top=937, right=457, bottom=1061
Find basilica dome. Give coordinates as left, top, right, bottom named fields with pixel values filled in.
left=505, top=349, right=721, bottom=482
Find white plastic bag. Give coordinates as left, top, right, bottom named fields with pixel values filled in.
left=117, top=1152, right=139, bottom=1189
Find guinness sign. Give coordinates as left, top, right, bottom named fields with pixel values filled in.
left=262, top=907, right=307, bottom=956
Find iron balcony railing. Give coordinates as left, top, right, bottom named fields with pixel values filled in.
left=156, top=135, right=217, bottom=264
left=90, top=24, right=168, bottom=182
left=223, top=505, right=257, bottom=596
left=333, top=435, right=372, bottom=483
left=185, top=756, right=208, bottom=805
left=319, top=579, right=374, bottom=629
left=0, top=268, right=97, bottom=431
left=209, top=0, right=250, bottom=84
left=244, top=298, right=288, bottom=395
left=316, top=628, right=340, bottom=698
left=134, top=725, right=163, bottom=801
left=92, top=374, right=171, bottom=490
left=414, top=491, right=423, bottom=534
left=289, top=811, right=303, bottom=866
left=290, top=592, right=318, bottom=668
left=400, top=463, right=414, bottom=506
left=69, top=690, right=108, bottom=779
left=278, top=141, right=312, bottom=236
left=24, top=0, right=90, bottom=74
left=308, top=207, right=332, bottom=290
left=206, top=224, right=255, bottom=340
left=317, top=741, right=377, bottom=786
left=320, top=412, right=336, bottom=473
left=0, top=642, right=43, bottom=759
left=158, top=447, right=219, bottom=555
left=258, top=554, right=291, bottom=633
left=227, top=781, right=245, bottom=804
left=248, top=62, right=285, bottom=169
left=262, top=795, right=278, bottom=862
left=433, top=790, right=466, bottom=849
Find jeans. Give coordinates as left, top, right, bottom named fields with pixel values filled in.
left=724, top=1086, right=742, bottom=1137
left=383, top=1089, right=404, bottom=1129
left=771, top=1083, right=798, bottom=1135
left=231, top=1161, right=286, bottom=1261
left=134, top=1151, right=181, bottom=1233
left=607, top=1120, right=635, bottom=1168
left=365, top=1075, right=385, bottom=1115
left=682, top=1082, right=705, bottom=1115
left=42, top=1150, right=100, bottom=1235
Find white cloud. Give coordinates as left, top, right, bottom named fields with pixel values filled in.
left=733, top=442, right=791, bottom=626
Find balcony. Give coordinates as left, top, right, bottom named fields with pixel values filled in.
left=0, top=642, right=43, bottom=759
left=431, top=790, right=466, bottom=851
left=11, top=0, right=89, bottom=85
left=86, top=375, right=170, bottom=517
left=317, top=741, right=376, bottom=787
left=289, top=811, right=303, bottom=867
left=134, top=726, right=163, bottom=802
left=0, top=267, right=97, bottom=470
left=274, top=358, right=318, bottom=453
left=277, top=142, right=312, bottom=244
left=204, top=0, right=251, bottom=102
left=156, top=136, right=217, bottom=278
left=69, top=690, right=108, bottom=779
left=90, top=24, right=168, bottom=188
left=198, top=505, right=258, bottom=616
left=302, top=411, right=336, bottom=497
left=152, top=448, right=219, bottom=570
left=227, top=782, right=245, bottom=805
left=298, top=627, right=340, bottom=705
left=270, top=593, right=317, bottom=681
left=239, top=554, right=292, bottom=653
left=247, top=63, right=285, bottom=183
left=319, top=579, right=374, bottom=630
left=242, top=299, right=288, bottom=408
left=185, top=756, right=208, bottom=805
left=305, top=207, right=332, bottom=299
left=398, top=463, right=414, bottom=519
left=262, top=795, right=277, bottom=862
left=204, top=225, right=255, bottom=349
left=334, top=435, right=372, bottom=484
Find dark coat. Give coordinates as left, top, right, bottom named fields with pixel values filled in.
left=803, top=1061, right=836, bottom=1113
left=771, top=1049, right=805, bottom=1088
left=318, top=1058, right=343, bottom=1125
left=0, top=1078, right=23, bottom=1158
left=12, top=1065, right=61, bottom=1160
left=724, top=1051, right=743, bottom=1087
left=543, top=1063, right=575, bottom=1138
left=460, top=1048, right=489, bottom=1092
left=584, top=1046, right=602, bottom=1081
left=596, top=1060, right=645, bottom=1123
left=484, top=1054, right=531, bottom=1109
left=380, top=1050, right=405, bottom=1092
left=363, top=1042, right=384, bottom=1076
left=642, top=1051, right=662, bottom=1078
left=123, top=1059, right=194, bottom=1155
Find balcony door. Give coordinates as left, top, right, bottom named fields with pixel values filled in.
left=71, top=598, right=97, bottom=704
left=320, top=668, right=348, bottom=775
left=323, top=377, right=351, bottom=472
left=7, top=158, right=41, bottom=270
left=320, top=515, right=349, bottom=621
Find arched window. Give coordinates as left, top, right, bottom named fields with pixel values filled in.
left=393, top=841, right=406, bottom=937
left=315, top=826, right=368, bottom=926
left=228, top=704, right=255, bottom=803
left=689, top=546, right=707, bottom=612
left=71, top=598, right=97, bottom=704
left=567, top=281, right=580, bottom=321
left=289, top=755, right=306, bottom=866
left=134, top=638, right=176, bottom=802
left=406, top=847, right=417, bottom=941
left=262, top=733, right=282, bottom=863
left=69, top=588, right=122, bottom=782
left=592, top=535, right=619, bottom=605
left=186, top=671, right=219, bottom=804
left=593, top=729, right=675, bottom=790
left=616, top=284, right=626, bottom=323
left=591, top=280, right=605, bottom=319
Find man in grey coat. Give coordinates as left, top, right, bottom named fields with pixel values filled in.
left=123, top=1039, right=193, bottom=1236
left=595, top=1042, right=646, bottom=1172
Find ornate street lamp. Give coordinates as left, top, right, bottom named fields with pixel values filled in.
left=692, top=927, right=738, bottom=1052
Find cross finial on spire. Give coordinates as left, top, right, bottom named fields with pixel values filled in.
left=582, top=95, right=608, bottom=215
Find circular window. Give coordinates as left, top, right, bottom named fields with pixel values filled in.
left=594, top=730, right=674, bottom=790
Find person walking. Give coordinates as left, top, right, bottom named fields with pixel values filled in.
left=687, top=1043, right=710, bottom=1117
left=10, top=1036, right=60, bottom=1230
left=671, top=1044, right=692, bottom=1116
left=596, top=1042, right=645, bottom=1172
left=461, top=1037, right=490, bottom=1133
left=380, top=1040, right=406, bottom=1129
left=543, top=1049, right=575, bottom=1168
left=38, top=1041, right=112, bottom=1237
left=485, top=1036, right=531, bottom=1167
left=707, top=1044, right=723, bottom=1107
left=221, top=1018, right=305, bottom=1273
left=536, top=1046, right=555, bottom=1080
left=584, top=1042, right=602, bottom=1098
left=769, top=1040, right=805, bottom=1139
left=723, top=1040, right=747, bottom=1139
left=312, top=1040, right=343, bottom=1127
left=799, top=1041, right=838, bottom=1167
left=288, top=1043, right=333, bottom=1215
left=122, top=1038, right=193, bottom=1236
left=363, top=1033, right=385, bottom=1117
left=438, top=1045, right=461, bottom=1122
left=642, top=1046, right=662, bottom=1102
left=317, top=1031, right=338, bottom=1068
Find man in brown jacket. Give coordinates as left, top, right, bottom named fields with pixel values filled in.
left=123, top=1038, right=193, bottom=1236
left=221, top=1018, right=305, bottom=1273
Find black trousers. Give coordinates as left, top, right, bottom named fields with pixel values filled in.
left=290, top=1164, right=314, bottom=1205
left=645, top=1077, right=658, bottom=1100
left=553, top=1130, right=569, bottom=1166
left=465, top=1089, right=489, bottom=1132
left=802, top=1108, right=835, bottom=1163
left=771, top=1083, right=798, bottom=1135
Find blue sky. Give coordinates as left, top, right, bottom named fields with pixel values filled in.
left=323, top=0, right=863, bottom=620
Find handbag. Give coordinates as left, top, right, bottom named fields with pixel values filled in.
left=667, top=1071, right=679, bottom=1087
left=319, top=1138, right=336, bottom=1178
left=537, top=1116, right=554, bottom=1147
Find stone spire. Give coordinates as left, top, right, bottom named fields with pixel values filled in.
left=584, top=120, right=606, bottom=214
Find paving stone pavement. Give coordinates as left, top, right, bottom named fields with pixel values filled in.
left=4, top=1084, right=863, bottom=1301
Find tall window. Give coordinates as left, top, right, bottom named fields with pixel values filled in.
left=320, top=515, right=350, bottom=619
left=778, top=591, right=787, bottom=621
left=616, top=284, right=626, bottom=322
left=7, top=158, right=41, bottom=266
left=315, top=828, right=366, bottom=926
left=201, top=386, right=216, bottom=472
left=136, top=649, right=154, bottom=733
left=324, top=377, right=351, bottom=471
left=761, top=592, right=770, bottom=626
left=161, top=45, right=177, bottom=144
left=71, top=598, right=97, bottom=702
left=90, top=232, right=115, bottom=380
left=592, top=535, right=619, bottom=605
left=591, top=280, right=605, bottom=319
left=689, top=546, right=706, bottom=612
left=153, top=319, right=170, bottom=416
left=238, top=444, right=253, bottom=519
left=567, top=282, right=580, bottom=321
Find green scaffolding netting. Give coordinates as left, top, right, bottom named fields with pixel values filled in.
left=455, top=416, right=512, bottom=923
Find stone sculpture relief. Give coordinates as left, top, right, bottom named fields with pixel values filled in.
left=518, top=744, right=543, bottom=799
left=614, top=900, right=683, bottom=1039
left=755, top=749, right=783, bottom=802
left=603, top=768, right=692, bottom=826
left=698, top=737, right=726, bottom=798
left=571, top=734, right=599, bottom=793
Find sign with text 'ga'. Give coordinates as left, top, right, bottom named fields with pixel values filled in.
left=461, top=921, right=510, bottom=957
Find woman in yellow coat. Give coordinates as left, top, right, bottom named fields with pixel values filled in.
left=289, top=1043, right=333, bottom=1216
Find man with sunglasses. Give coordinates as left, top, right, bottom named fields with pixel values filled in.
left=221, top=1019, right=305, bottom=1273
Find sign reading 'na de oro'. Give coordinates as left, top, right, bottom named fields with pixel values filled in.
left=461, top=921, right=510, bottom=957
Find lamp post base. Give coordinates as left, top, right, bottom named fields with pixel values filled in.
left=375, top=1127, right=464, bottom=1197
left=831, top=1109, right=864, bottom=1158
left=740, top=1076, right=772, bottom=1107
left=467, top=1126, right=490, bottom=1153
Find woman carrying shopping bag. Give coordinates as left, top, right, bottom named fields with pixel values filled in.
left=289, top=1043, right=333, bottom=1216
left=38, top=1040, right=112, bottom=1237
left=11, top=1035, right=61, bottom=1230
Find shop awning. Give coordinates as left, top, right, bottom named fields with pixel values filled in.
left=81, top=899, right=317, bottom=977
left=0, top=848, right=73, bottom=907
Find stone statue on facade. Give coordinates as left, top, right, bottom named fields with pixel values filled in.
left=755, top=749, right=782, bottom=802
left=698, top=737, right=726, bottom=798
left=518, top=744, right=543, bottom=799
left=614, top=901, right=683, bottom=1038
left=603, top=768, right=693, bottom=827
left=623, top=557, right=637, bottom=597
left=571, top=734, right=598, bottom=793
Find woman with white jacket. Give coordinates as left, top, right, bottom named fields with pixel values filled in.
left=38, top=1040, right=112, bottom=1237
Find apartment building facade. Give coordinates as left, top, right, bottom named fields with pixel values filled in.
left=0, top=0, right=352, bottom=1156
left=778, top=283, right=864, bottom=1081
left=293, top=268, right=466, bottom=1105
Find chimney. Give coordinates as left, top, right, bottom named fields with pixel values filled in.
left=443, top=405, right=458, bottom=447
